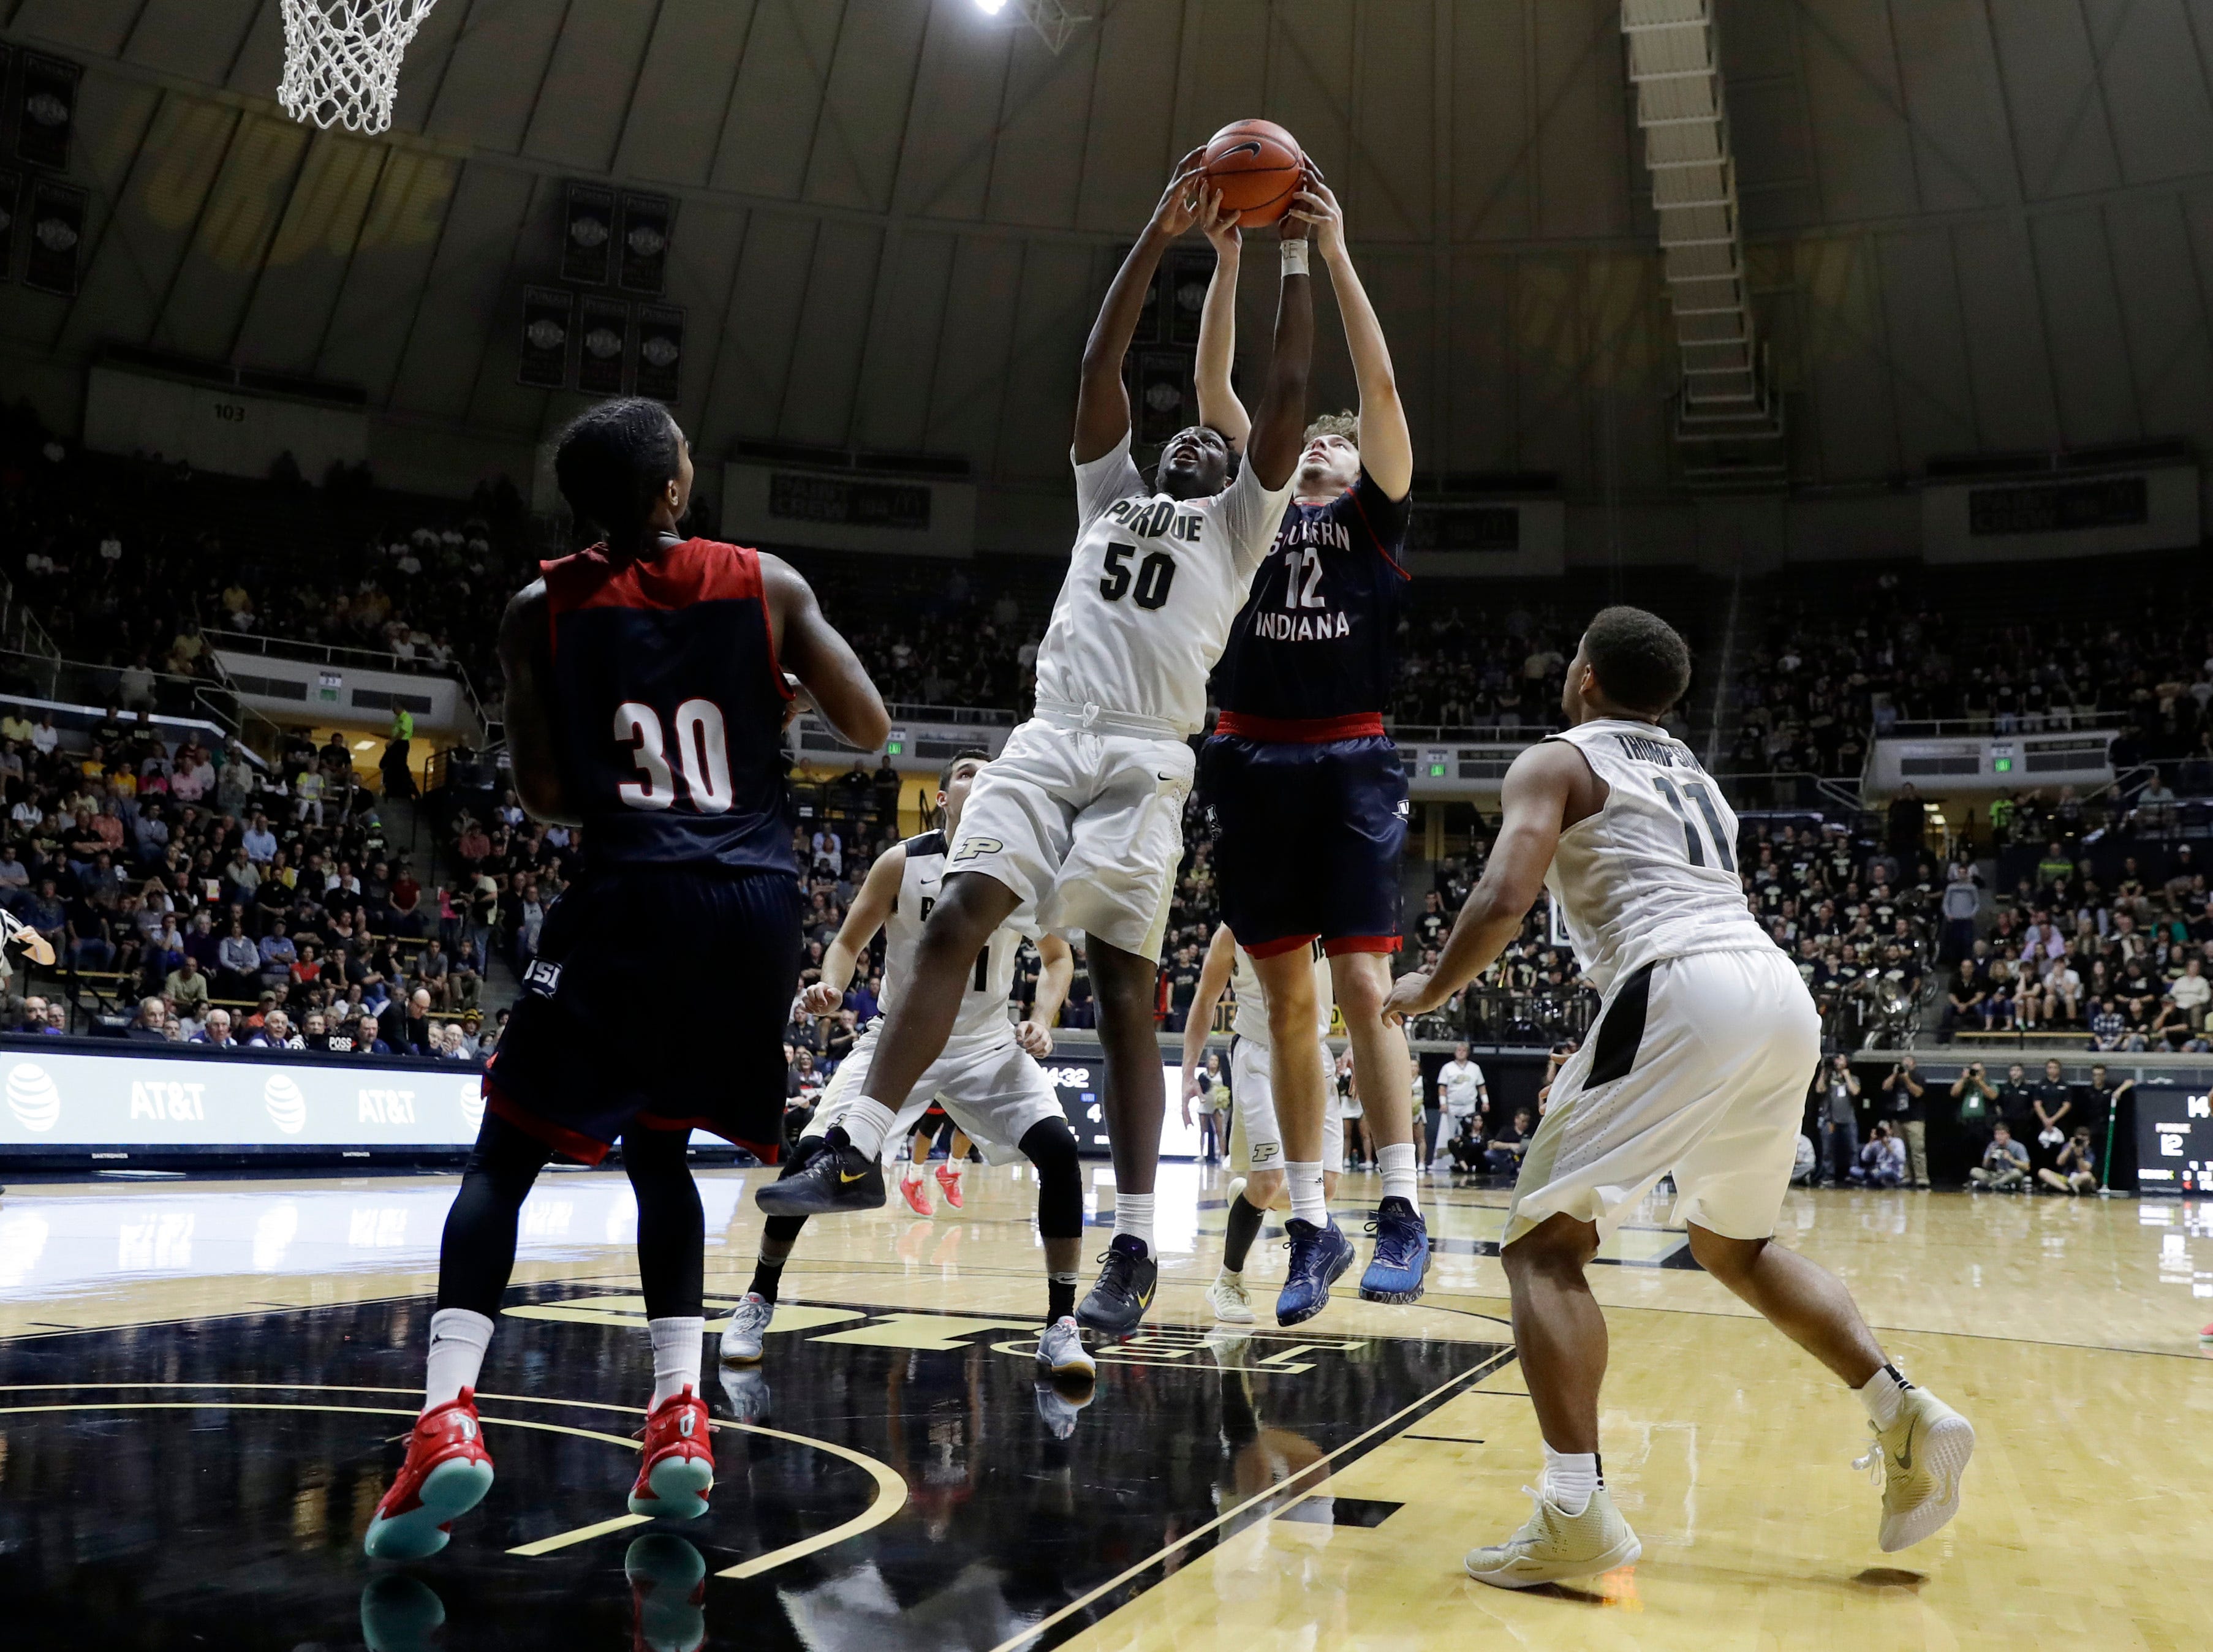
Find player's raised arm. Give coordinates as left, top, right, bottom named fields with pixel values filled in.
left=802, top=845, right=905, bottom=1016
left=495, top=580, right=579, bottom=828
left=1016, top=933, right=1075, bottom=1058
left=1181, top=924, right=1238, bottom=1114
left=1075, top=153, right=1207, bottom=464
left=1292, top=178, right=1410, bottom=500
left=1239, top=186, right=1317, bottom=491
left=1192, top=192, right=1252, bottom=449
left=1383, top=741, right=1596, bottom=1024
left=760, top=554, right=890, bottom=752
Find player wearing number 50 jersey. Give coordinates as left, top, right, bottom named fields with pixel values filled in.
left=1385, top=607, right=1972, bottom=1591
left=760, top=157, right=1315, bottom=1346
left=365, top=399, right=887, bottom=1561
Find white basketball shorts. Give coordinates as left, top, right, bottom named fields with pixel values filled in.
left=809, top=1023, right=1062, bottom=1166
left=1228, top=1033, right=1344, bottom=1175
left=947, top=717, right=1194, bottom=959
left=1505, top=946, right=1821, bottom=1246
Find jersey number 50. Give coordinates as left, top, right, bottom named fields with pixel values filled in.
left=1099, top=542, right=1177, bottom=609
left=615, top=700, right=733, bottom=813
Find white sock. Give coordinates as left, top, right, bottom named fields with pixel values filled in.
left=1542, top=1444, right=1600, bottom=1516
left=1378, top=1142, right=1420, bottom=1212
left=648, top=1315, right=706, bottom=1408
left=1856, top=1362, right=1912, bottom=1430
left=901, top=1159, right=924, bottom=1183
left=1286, top=1160, right=1326, bottom=1228
left=940, top=1159, right=962, bottom=1180
left=837, top=1097, right=898, bottom=1158
left=423, top=1307, right=494, bottom=1412
left=1113, top=1192, right=1154, bottom=1254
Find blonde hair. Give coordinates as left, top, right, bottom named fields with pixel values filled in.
left=1304, top=410, right=1359, bottom=445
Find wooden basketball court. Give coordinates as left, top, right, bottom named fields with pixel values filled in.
left=1, top=1165, right=2203, bottom=1649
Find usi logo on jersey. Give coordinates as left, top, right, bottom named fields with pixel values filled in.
left=523, top=959, right=564, bottom=998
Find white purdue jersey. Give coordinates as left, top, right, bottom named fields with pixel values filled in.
left=880, top=831, right=1026, bottom=1043
left=1230, top=938, right=1333, bottom=1049
left=1038, top=434, right=1295, bottom=735
left=1545, top=719, right=1768, bottom=996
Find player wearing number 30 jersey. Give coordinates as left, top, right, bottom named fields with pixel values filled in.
left=366, top=399, right=888, bottom=1562
left=1387, top=606, right=1972, bottom=1590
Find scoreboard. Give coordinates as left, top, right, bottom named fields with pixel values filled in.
left=2135, top=1088, right=2213, bottom=1194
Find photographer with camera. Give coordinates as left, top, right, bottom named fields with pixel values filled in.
left=1813, top=1052, right=1861, bottom=1187
left=1948, top=1061, right=1995, bottom=1147
left=1879, top=1054, right=1929, bottom=1190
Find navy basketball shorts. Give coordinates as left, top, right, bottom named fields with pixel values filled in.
left=1201, top=733, right=1409, bottom=958
left=484, top=865, right=803, bottom=1163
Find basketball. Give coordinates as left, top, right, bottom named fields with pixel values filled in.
left=1201, top=118, right=1304, bottom=226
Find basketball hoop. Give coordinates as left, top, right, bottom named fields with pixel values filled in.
left=278, top=0, right=439, bottom=135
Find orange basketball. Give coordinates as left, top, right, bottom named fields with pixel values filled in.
left=1201, top=119, right=1304, bottom=227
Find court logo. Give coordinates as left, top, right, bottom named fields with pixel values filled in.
left=6, top=1062, right=59, bottom=1133
left=457, top=1081, right=485, bottom=1132
left=263, top=1075, right=306, bottom=1136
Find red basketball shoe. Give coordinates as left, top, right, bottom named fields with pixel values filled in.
left=935, top=1163, right=964, bottom=1209
left=363, top=1388, right=496, bottom=1559
left=628, top=1386, right=715, bottom=1520
left=899, top=1172, right=934, bottom=1216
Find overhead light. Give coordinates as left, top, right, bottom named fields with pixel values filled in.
left=975, top=0, right=1008, bottom=13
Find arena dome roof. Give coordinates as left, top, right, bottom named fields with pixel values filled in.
left=6, top=0, right=2213, bottom=510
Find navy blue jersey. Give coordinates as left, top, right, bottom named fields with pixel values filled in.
left=542, top=537, right=796, bottom=874
left=1213, top=470, right=1411, bottom=734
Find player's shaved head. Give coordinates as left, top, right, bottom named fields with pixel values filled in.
left=554, top=397, right=683, bottom=540
left=1580, top=605, right=1691, bottom=716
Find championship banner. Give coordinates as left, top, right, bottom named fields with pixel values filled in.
left=616, top=190, right=673, bottom=295
left=1165, top=252, right=1211, bottom=347
left=517, top=284, right=573, bottom=389
left=575, top=295, right=630, bottom=395
left=631, top=303, right=684, bottom=402
left=0, top=168, right=20, bottom=281
left=1135, top=351, right=1190, bottom=445
left=13, top=52, right=80, bottom=172
left=560, top=180, right=615, bottom=285
left=23, top=178, right=86, bottom=296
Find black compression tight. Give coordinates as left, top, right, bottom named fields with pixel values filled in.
left=434, top=1114, right=704, bottom=1321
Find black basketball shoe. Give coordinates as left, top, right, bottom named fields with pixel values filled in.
left=1074, top=1234, right=1157, bottom=1340
left=753, top=1127, right=886, bottom=1215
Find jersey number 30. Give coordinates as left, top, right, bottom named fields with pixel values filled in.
left=616, top=700, right=733, bottom=813
left=1099, top=542, right=1177, bottom=609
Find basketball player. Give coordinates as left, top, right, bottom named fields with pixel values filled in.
left=897, top=1109, right=973, bottom=1215
left=1383, top=606, right=1974, bottom=1586
left=363, top=399, right=888, bottom=1560
left=731, top=752, right=1093, bottom=1388
left=758, top=159, right=1315, bottom=1341
left=1178, top=921, right=1339, bottom=1324
left=1191, top=176, right=1427, bottom=1324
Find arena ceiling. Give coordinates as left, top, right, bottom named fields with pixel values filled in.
left=6, top=0, right=2213, bottom=508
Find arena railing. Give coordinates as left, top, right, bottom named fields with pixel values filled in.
left=203, top=627, right=500, bottom=745
left=1877, top=714, right=2128, bottom=739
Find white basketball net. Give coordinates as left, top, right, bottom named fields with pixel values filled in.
left=278, top=0, right=439, bottom=135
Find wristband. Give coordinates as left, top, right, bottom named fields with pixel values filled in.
left=1281, top=238, right=1310, bottom=277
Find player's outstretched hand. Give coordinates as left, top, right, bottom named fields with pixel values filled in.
left=1015, top=1019, right=1054, bottom=1059
left=1287, top=173, right=1344, bottom=260
left=1198, top=187, right=1241, bottom=259
left=1150, top=148, right=1209, bottom=239
left=800, top=981, right=842, bottom=1017
left=1380, top=969, right=1445, bottom=1028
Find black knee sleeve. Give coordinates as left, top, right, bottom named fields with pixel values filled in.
left=1019, top=1117, right=1085, bottom=1240
left=621, top=1126, right=704, bottom=1322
